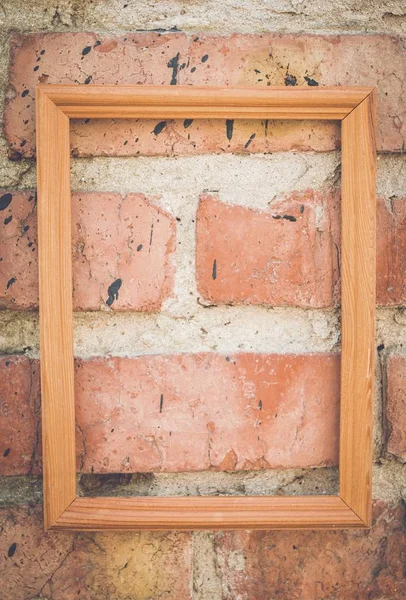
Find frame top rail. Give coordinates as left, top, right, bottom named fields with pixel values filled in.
left=37, top=84, right=374, bottom=120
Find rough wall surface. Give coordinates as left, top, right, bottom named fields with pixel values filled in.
left=0, top=1, right=405, bottom=599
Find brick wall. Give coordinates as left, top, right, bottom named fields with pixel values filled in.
left=0, top=2, right=405, bottom=598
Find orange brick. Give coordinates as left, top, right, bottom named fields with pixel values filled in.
left=386, top=355, right=406, bottom=460
left=0, top=356, right=40, bottom=476
left=212, top=501, right=406, bottom=600
left=0, top=353, right=339, bottom=475
left=196, top=191, right=340, bottom=308
left=4, top=33, right=405, bottom=156
left=377, top=197, right=406, bottom=306
left=0, top=505, right=192, bottom=600
left=75, top=353, right=340, bottom=473
left=0, top=191, right=175, bottom=310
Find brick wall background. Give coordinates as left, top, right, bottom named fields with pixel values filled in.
left=0, top=1, right=405, bottom=598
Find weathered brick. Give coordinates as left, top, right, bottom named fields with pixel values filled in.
left=386, top=355, right=406, bottom=460
left=0, top=191, right=175, bottom=311
left=0, top=356, right=40, bottom=476
left=210, top=501, right=406, bottom=600
left=0, top=505, right=192, bottom=600
left=0, top=353, right=340, bottom=475
left=196, top=191, right=340, bottom=308
left=5, top=33, right=405, bottom=156
left=75, top=353, right=339, bottom=473
left=377, top=196, right=406, bottom=306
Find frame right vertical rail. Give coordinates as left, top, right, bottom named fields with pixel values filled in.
left=340, top=90, right=377, bottom=525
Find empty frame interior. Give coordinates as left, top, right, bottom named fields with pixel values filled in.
left=36, top=85, right=376, bottom=530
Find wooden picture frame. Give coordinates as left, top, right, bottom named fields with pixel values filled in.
left=36, top=85, right=376, bottom=531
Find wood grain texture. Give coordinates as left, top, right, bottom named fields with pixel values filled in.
left=35, top=84, right=376, bottom=530
left=340, top=90, right=376, bottom=526
left=36, top=88, right=76, bottom=528
left=38, top=85, right=374, bottom=120
left=51, top=496, right=363, bottom=531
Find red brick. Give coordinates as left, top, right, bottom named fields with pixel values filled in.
left=0, top=353, right=339, bottom=475
left=0, top=505, right=192, bottom=600
left=212, top=501, right=406, bottom=600
left=377, top=197, right=406, bottom=306
left=0, top=191, right=175, bottom=311
left=75, top=353, right=339, bottom=473
left=196, top=191, right=340, bottom=308
left=5, top=33, right=405, bottom=156
left=386, top=355, right=406, bottom=460
left=0, top=356, right=40, bottom=476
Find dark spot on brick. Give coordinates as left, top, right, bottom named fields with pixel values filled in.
left=23, top=225, right=30, bottom=232
left=4, top=215, right=12, bottom=225
left=28, top=242, right=33, bottom=247
left=304, top=76, right=319, bottom=86
left=226, top=356, right=230, bottom=361
left=258, top=400, right=262, bottom=410
left=94, top=40, right=102, bottom=47
left=226, top=119, right=234, bottom=141
left=20, top=140, right=27, bottom=147
left=201, top=54, right=209, bottom=63
left=8, top=543, right=17, bottom=557
left=244, top=133, right=256, bottom=149
left=191, top=66, right=196, bottom=73
left=33, top=65, right=39, bottom=72
left=0, top=193, right=12, bottom=211
left=194, top=37, right=199, bottom=42
left=167, top=52, right=180, bottom=85
left=284, top=72, right=297, bottom=86
left=377, top=343, right=385, bottom=352
left=212, top=259, right=217, bottom=280
left=21, top=89, right=29, bottom=97
left=82, top=46, right=92, bottom=56
left=153, top=121, right=167, bottom=135
left=137, top=244, right=143, bottom=251
left=300, top=205, right=305, bottom=213
left=5, top=361, right=10, bottom=366
left=272, top=214, right=297, bottom=222
left=9, top=151, right=23, bottom=162
left=160, top=394, right=164, bottom=413
left=84, top=75, right=92, bottom=84
left=184, top=119, right=193, bottom=128
left=3, top=447, right=10, bottom=457
left=106, top=278, right=122, bottom=306
left=6, top=277, right=16, bottom=289
left=40, top=49, right=45, bottom=55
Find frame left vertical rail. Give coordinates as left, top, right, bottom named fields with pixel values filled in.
left=36, top=88, right=76, bottom=527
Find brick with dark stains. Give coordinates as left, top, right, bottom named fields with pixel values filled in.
left=106, top=278, right=122, bottom=306
left=212, top=259, right=217, bottom=280
left=304, top=75, right=319, bottom=86
left=245, top=133, right=256, bottom=149
left=167, top=52, right=180, bottom=85
left=226, top=119, right=234, bottom=141
left=0, top=193, right=12, bottom=211
left=153, top=121, right=167, bottom=136
left=284, top=72, right=297, bottom=86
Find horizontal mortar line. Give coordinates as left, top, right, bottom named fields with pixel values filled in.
left=0, top=307, right=405, bottom=359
